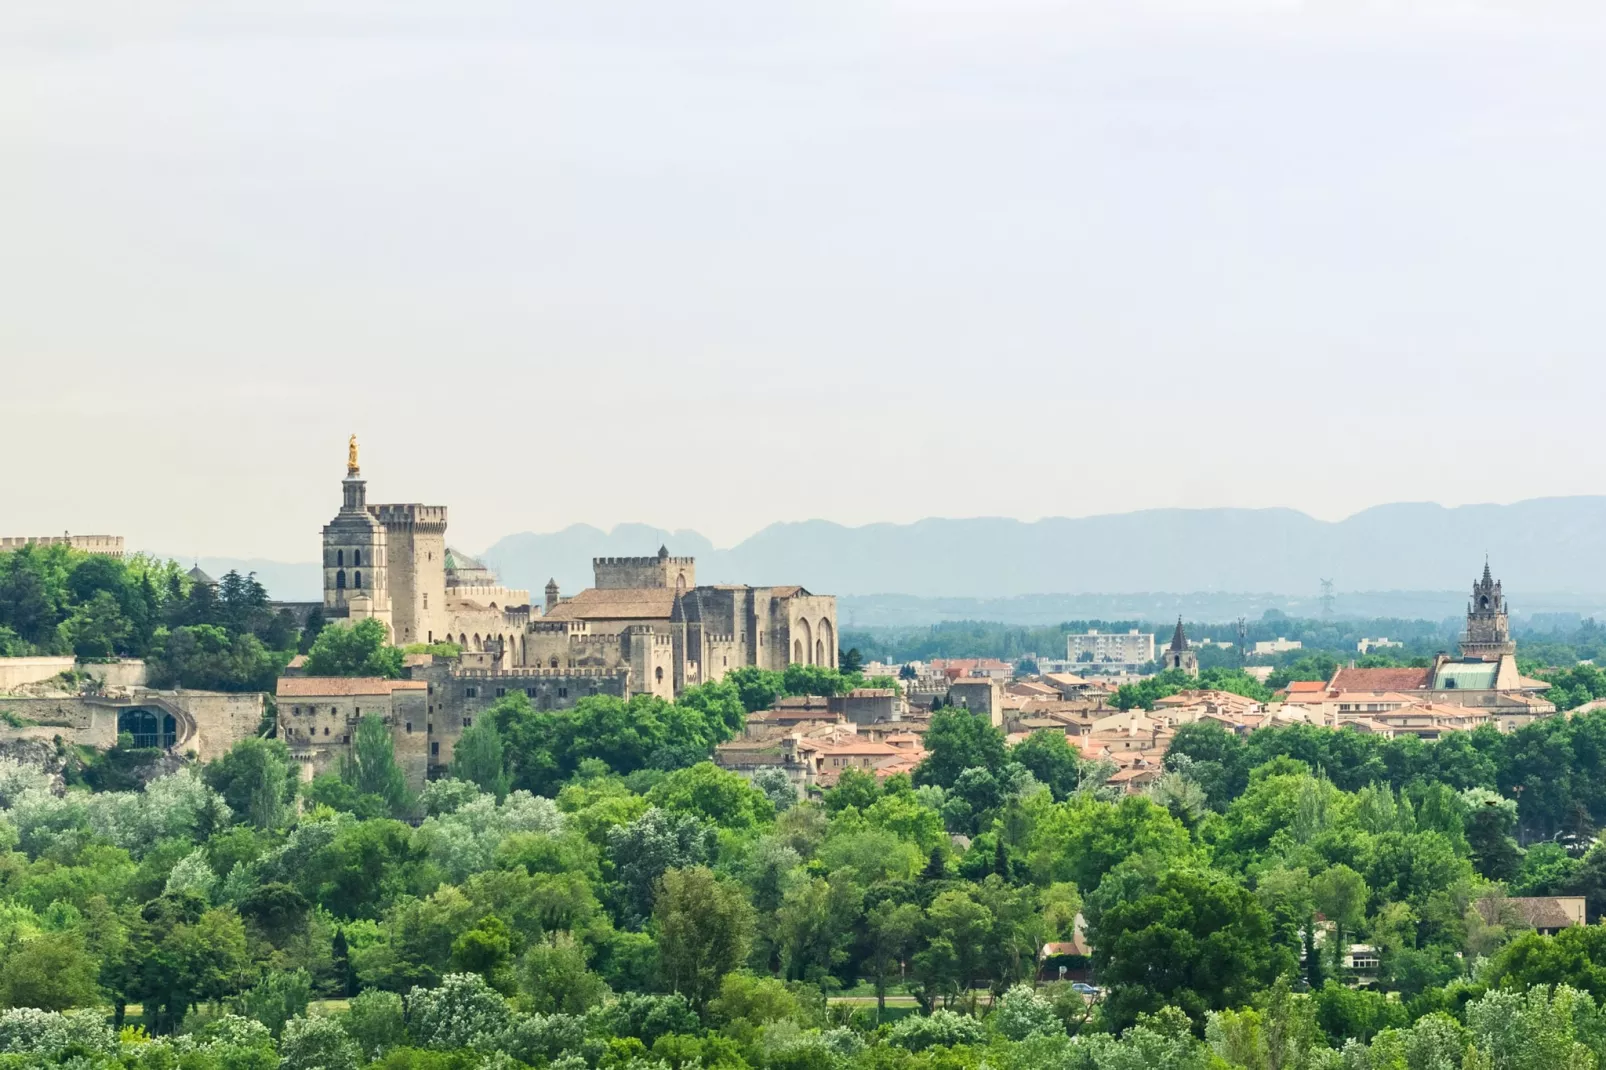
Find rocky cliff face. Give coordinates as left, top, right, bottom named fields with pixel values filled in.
left=0, top=738, right=68, bottom=796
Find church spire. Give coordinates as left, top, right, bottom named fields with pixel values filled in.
left=1169, top=616, right=1188, bottom=652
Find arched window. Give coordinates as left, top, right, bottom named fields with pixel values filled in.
left=354, top=570, right=362, bottom=588
left=655, top=666, right=665, bottom=683
left=337, top=549, right=344, bottom=567
left=354, top=549, right=362, bottom=567
left=550, top=656, right=559, bottom=669
left=422, top=594, right=428, bottom=610
left=816, top=639, right=825, bottom=664
left=118, top=708, right=177, bottom=749
left=793, top=639, right=803, bottom=663
left=336, top=570, right=346, bottom=590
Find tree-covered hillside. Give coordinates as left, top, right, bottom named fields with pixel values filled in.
left=2, top=682, right=1606, bottom=1067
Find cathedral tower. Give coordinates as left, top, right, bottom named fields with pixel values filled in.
left=1460, top=559, right=1515, bottom=660
left=321, top=436, right=393, bottom=636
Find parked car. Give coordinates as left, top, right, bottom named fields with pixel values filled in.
left=1070, top=982, right=1101, bottom=996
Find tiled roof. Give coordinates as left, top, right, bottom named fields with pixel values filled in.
left=1286, top=681, right=1328, bottom=694
left=817, top=741, right=903, bottom=756
left=276, top=677, right=427, bottom=697
left=1478, top=896, right=1586, bottom=931
left=541, top=587, right=677, bottom=621
left=1329, top=667, right=1432, bottom=692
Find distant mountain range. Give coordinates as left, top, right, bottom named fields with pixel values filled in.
left=165, top=497, right=1606, bottom=622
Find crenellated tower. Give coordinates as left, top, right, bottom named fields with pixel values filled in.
left=592, top=545, right=696, bottom=591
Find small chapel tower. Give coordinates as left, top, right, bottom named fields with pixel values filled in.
left=1461, top=558, right=1516, bottom=660
left=1163, top=616, right=1199, bottom=676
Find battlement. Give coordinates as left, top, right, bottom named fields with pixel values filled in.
left=572, top=633, right=621, bottom=646
left=370, top=504, right=448, bottom=529
left=592, top=555, right=697, bottom=567
left=451, top=667, right=628, bottom=679
left=0, top=534, right=124, bottom=558
left=445, top=585, right=531, bottom=603
left=706, top=633, right=737, bottom=645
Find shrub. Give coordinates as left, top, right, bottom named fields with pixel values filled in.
left=0, top=1007, right=115, bottom=1058
left=888, top=1009, right=985, bottom=1051
left=992, top=984, right=1062, bottom=1041
left=343, top=988, right=408, bottom=1059
left=407, top=973, right=512, bottom=1051
left=281, top=1015, right=360, bottom=1070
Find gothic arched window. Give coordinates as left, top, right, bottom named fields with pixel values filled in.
left=336, top=570, right=346, bottom=590
left=354, top=571, right=362, bottom=588
left=337, top=549, right=344, bottom=567
left=354, top=549, right=362, bottom=567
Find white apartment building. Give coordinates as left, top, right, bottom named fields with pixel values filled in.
left=1066, top=629, right=1155, bottom=670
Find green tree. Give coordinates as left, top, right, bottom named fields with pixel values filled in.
left=1011, top=730, right=1083, bottom=801
left=342, top=714, right=416, bottom=818
left=203, top=737, right=298, bottom=829
left=1462, top=789, right=1523, bottom=882
left=0, top=932, right=102, bottom=1011
left=1090, top=866, right=1285, bottom=1030
left=915, top=709, right=1008, bottom=788
left=521, top=932, right=610, bottom=1014
left=304, top=618, right=404, bottom=678
left=774, top=874, right=860, bottom=984
left=865, top=900, right=923, bottom=1013
left=449, top=915, right=513, bottom=990
left=607, top=808, right=715, bottom=929
left=654, top=866, right=755, bottom=1013
left=1311, top=864, right=1368, bottom=975
left=231, top=968, right=313, bottom=1037
left=1485, top=925, right=1606, bottom=1000
left=646, top=762, right=774, bottom=830
left=450, top=717, right=510, bottom=800
left=61, top=590, right=131, bottom=658
left=148, top=624, right=282, bottom=691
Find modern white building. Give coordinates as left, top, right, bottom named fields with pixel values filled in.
left=1066, top=629, right=1155, bottom=671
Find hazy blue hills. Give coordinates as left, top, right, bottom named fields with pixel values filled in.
left=162, top=498, right=1606, bottom=621
left=482, top=498, right=1606, bottom=603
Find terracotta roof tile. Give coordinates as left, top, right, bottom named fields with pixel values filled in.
left=1329, top=667, right=1432, bottom=692
left=542, top=587, right=677, bottom=621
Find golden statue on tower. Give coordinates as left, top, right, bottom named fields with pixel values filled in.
left=347, top=434, right=360, bottom=475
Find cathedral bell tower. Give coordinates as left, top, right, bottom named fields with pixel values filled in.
left=1460, top=558, right=1515, bottom=660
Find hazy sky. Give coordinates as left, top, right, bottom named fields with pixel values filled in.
left=5, top=1, right=1606, bottom=560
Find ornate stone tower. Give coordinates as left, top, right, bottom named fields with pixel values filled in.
left=1461, top=559, right=1516, bottom=660
left=321, top=436, right=392, bottom=636
left=1162, top=616, right=1199, bottom=676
